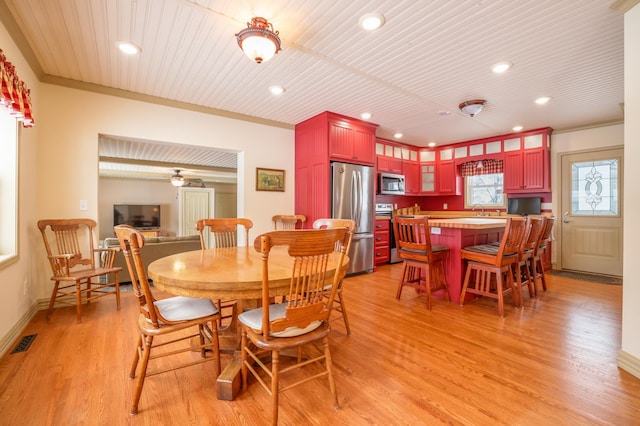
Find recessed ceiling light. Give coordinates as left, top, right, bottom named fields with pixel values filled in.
left=512, top=125, right=523, bottom=132
left=359, top=13, right=385, bottom=30
left=269, top=85, right=285, bottom=95
left=116, top=41, right=141, bottom=55
left=535, top=96, right=551, bottom=105
left=428, top=142, right=437, bottom=147
left=491, top=61, right=512, bottom=73
left=360, top=112, right=372, bottom=120
left=394, top=132, right=403, bottom=139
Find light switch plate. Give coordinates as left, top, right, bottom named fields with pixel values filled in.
left=431, top=227, right=441, bottom=235
left=79, top=199, right=88, bottom=211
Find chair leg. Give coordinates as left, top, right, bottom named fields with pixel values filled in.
left=46, top=282, right=60, bottom=320
left=337, top=291, right=351, bottom=335
left=129, top=335, right=142, bottom=379
left=271, top=350, right=280, bottom=426
left=241, top=330, right=248, bottom=391
left=423, top=266, right=433, bottom=311
left=459, top=263, right=473, bottom=306
left=396, top=261, right=410, bottom=299
left=323, top=336, right=340, bottom=410
left=131, top=334, right=153, bottom=415
left=496, top=271, right=505, bottom=317
left=114, top=272, right=121, bottom=310
left=75, top=280, right=83, bottom=322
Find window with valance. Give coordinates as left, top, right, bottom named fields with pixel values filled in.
left=461, top=159, right=503, bottom=177
left=0, top=48, right=34, bottom=127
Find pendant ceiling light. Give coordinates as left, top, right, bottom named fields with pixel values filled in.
left=170, top=169, right=185, bottom=187
left=235, top=17, right=282, bottom=64
left=459, top=99, right=486, bottom=117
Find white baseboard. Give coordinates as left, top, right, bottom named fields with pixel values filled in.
left=0, top=301, right=40, bottom=357
left=618, top=350, right=640, bottom=379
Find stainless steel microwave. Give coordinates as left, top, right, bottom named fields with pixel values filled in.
left=379, top=173, right=405, bottom=195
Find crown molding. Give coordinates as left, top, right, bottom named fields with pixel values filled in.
left=611, top=0, right=640, bottom=13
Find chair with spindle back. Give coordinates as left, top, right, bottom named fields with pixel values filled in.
left=530, top=216, right=555, bottom=296
left=393, top=216, right=450, bottom=310
left=272, top=214, right=306, bottom=230
left=312, top=218, right=356, bottom=335
left=37, top=218, right=122, bottom=322
left=459, top=217, right=529, bottom=316
left=114, top=225, right=221, bottom=415
left=239, top=228, right=350, bottom=425
left=196, top=218, right=253, bottom=327
left=514, top=216, right=546, bottom=302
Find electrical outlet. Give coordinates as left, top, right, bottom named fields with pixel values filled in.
left=443, top=203, right=448, bottom=210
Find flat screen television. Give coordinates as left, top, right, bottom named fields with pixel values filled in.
left=114, top=204, right=161, bottom=229
left=507, top=197, right=541, bottom=216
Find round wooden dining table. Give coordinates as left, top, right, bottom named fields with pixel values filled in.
left=147, top=245, right=347, bottom=300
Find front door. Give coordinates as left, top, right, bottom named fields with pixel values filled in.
left=560, top=147, right=623, bottom=276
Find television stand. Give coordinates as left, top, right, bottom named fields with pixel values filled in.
left=138, top=228, right=161, bottom=238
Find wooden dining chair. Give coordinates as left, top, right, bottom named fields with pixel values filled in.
left=393, top=216, right=450, bottom=310
left=114, top=225, right=221, bottom=415
left=459, top=217, right=529, bottom=316
left=312, top=218, right=356, bottom=335
left=514, top=216, right=546, bottom=302
left=196, top=217, right=253, bottom=249
left=37, top=218, right=122, bottom=322
left=272, top=214, right=306, bottom=230
left=530, top=216, right=555, bottom=296
left=196, top=218, right=253, bottom=327
left=239, top=228, right=350, bottom=425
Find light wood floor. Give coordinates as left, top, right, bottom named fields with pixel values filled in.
left=1, top=263, right=639, bottom=425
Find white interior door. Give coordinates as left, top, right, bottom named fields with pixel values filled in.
left=178, top=188, right=215, bottom=237
left=560, top=148, right=623, bottom=276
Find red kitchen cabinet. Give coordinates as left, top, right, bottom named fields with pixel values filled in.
left=374, top=219, right=390, bottom=265
left=328, top=117, right=377, bottom=165
left=295, top=111, right=378, bottom=225
left=503, top=130, right=550, bottom=193
left=403, top=160, right=420, bottom=194
left=437, top=160, right=461, bottom=195
left=377, top=156, right=402, bottom=173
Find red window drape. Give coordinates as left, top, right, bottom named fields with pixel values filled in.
left=461, top=159, right=503, bottom=177
left=0, top=48, right=34, bottom=127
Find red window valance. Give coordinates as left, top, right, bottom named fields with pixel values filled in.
left=0, top=48, right=34, bottom=127
left=461, top=159, right=503, bottom=177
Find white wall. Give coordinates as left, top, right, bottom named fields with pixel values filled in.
left=0, top=21, right=40, bottom=352
left=621, top=3, right=640, bottom=373
left=31, top=84, right=294, bottom=302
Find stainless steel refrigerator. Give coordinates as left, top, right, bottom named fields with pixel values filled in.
left=331, top=161, right=374, bottom=275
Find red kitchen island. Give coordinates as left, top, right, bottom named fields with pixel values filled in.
left=423, top=217, right=508, bottom=304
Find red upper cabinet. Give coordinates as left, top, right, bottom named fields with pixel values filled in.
left=295, top=112, right=378, bottom=225
left=437, top=148, right=461, bottom=195
left=402, top=148, right=420, bottom=194
left=328, top=116, right=377, bottom=165
left=503, top=130, right=551, bottom=193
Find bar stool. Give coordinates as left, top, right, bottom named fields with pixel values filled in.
left=460, top=217, right=529, bottom=316
left=393, top=216, right=450, bottom=310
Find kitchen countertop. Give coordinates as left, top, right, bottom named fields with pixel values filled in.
left=388, top=216, right=508, bottom=229
left=428, top=217, right=508, bottom=229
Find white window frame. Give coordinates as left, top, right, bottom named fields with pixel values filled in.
left=464, top=173, right=506, bottom=209
left=0, top=110, right=18, bottom=268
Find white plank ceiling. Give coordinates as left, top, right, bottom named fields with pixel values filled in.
left=1, top=0, right=626, bottom=181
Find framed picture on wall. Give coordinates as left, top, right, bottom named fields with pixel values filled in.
left=256, top=168, right=285, bottom=192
